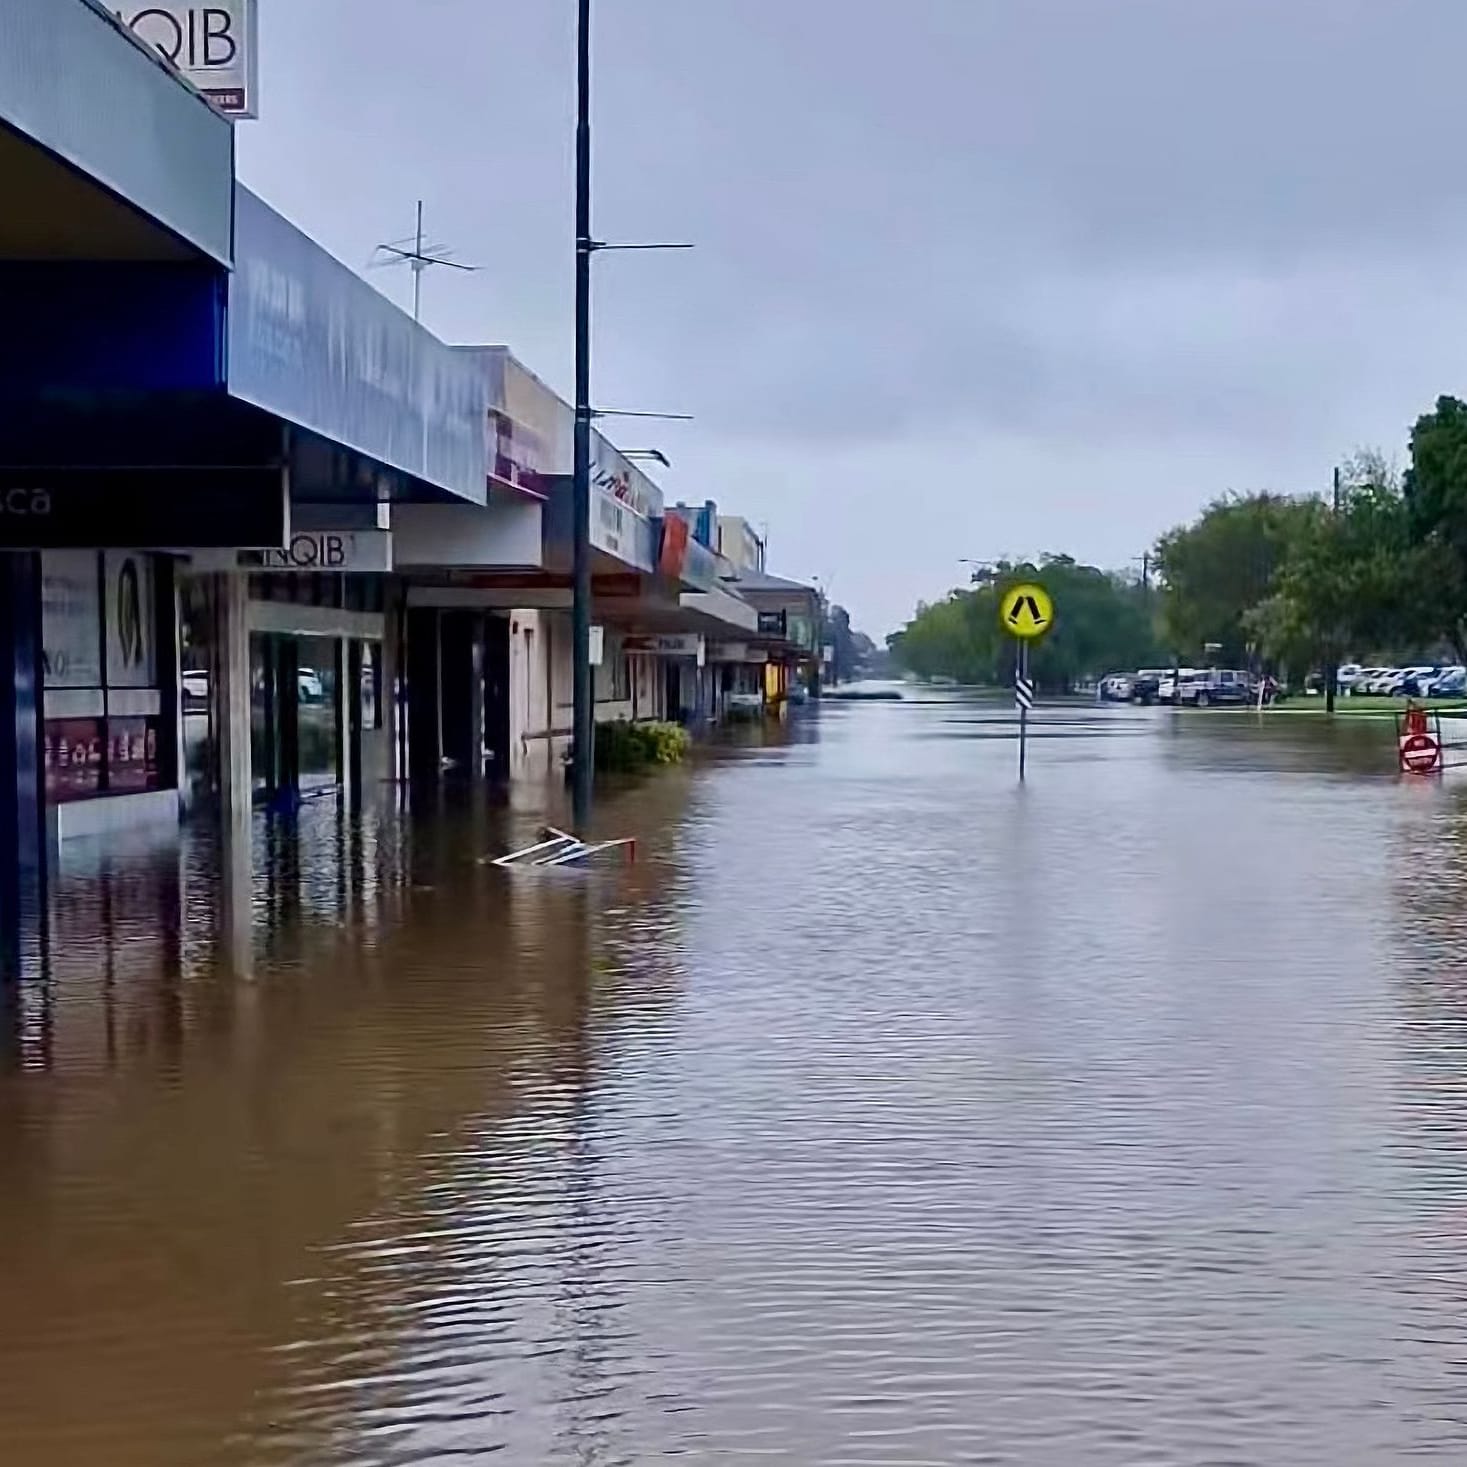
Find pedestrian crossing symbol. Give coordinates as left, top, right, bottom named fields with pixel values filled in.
left=999, top=583, right=1054, bottom=641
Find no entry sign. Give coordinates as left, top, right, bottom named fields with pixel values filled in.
left=1399, top=731, right=1442, bottom=775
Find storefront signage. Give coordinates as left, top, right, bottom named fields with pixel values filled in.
left=658, top=512, right=689, bottom=580
left=709, top=642, right=769, bottom=664
left=113, top=2, right=258, bottom=118
left=681, top=537, right=721, bottom=592
left=242, top=530, right=392, bottom=574
left=592, top=487, right=657, bottom=572
left=0, top=488, right=52, bottom=517
left=591, top=437, right=660, bottom=520
left=230, top=189, right=488, bottom=507
left=624, top=633, right=705, bottom=662
left=0, top=467, right=287, bottom=549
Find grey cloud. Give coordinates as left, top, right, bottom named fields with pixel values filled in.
left=240, top=0, right=1467, bottom=633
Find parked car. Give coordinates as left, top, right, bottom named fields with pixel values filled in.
left=1131, top=670, right=1165, bottom=704
left=1399, top=665, right=1443, bottom=697
left=1156, top=669, right=1202, bottom=704
left=1346, top=666, right=1386, bottom=695
left=1380, top=666, right=1436, bottom=697
left=1360, top=667, right=1400, bottom=695
left=298, top=668, right=326, bottom=703
left=1178, top=669, right=1254, bottom=707
left=1099, top=674, right=1134, bottom=701
left=1428, top=666, right=1467, bottom=698
left=181, top=668, right=210, bottom=711
left=1335, top=663, right=1365, bottom=693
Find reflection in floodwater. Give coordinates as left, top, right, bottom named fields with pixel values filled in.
left=7, top=700, right=1467, bottom=1462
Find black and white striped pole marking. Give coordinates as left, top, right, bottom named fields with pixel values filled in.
left=1016, top=644, right=1032, bottom=780
left=997, top=581, right=1054, bottom=782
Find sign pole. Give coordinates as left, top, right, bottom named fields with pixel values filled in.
left=570, top=0, right=594, bottom=827
left=1018, top=639, right=1028, bottom=782
left=999, top=580, right=1049, bottom=783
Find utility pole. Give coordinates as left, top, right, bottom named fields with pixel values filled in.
left=567, top=2, right=692, bottom=824
left=1325, top=464, right=1341, bottom=714
left=571, top=0, right=594, bottom=826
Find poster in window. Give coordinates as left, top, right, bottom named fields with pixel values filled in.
left=44, top=719, right=103, bottom=803
left=107, top=717, right=159, bottom=793
left=41, top=551, right=102, bottom=688
left=105, top=552, right=156, bottom=688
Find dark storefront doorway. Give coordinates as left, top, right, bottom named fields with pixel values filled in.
left=405, top=608, right=511, bottom=785
left=250, top=633, right=361, bottom=804
left=484, top=615, right=510, bottom=781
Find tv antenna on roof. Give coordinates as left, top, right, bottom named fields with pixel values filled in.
left=369, top=201, right=477, bottom=324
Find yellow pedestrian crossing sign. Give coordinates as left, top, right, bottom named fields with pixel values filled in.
left=999, top=582, right=1053, bottom=640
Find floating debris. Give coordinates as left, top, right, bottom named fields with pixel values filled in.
left=488, top=827, right=636, bottom=869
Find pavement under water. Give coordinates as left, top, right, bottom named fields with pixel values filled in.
left=4, top=696, right=1467, bottom=1464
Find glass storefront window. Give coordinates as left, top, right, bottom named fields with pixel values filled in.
left=179, top=575, right=218, bottom=808
left=250, top=631, right=356, bottom=800
left=360, top=641, right=381, bottom=731
left=104, top=552, right=156, bottom=687
left=42, top=550, right=165, bottom=804
left=297, top=635, right=340, bottom=792
left=41, top=551, right=103, bottom=688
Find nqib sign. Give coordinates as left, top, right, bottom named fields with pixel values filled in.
left=114, top=3, right=258, bottom=118
left=241, top=531, right=393, bottom=574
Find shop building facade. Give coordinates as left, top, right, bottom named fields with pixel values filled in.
left=0, top=0, right=827, bottom=975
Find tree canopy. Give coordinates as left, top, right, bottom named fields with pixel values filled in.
left=889, top=556, right=1160, bottom=689
left=890, top=393, right=1467, bottom=694
left=1153, top=493, right=1310, bottom=663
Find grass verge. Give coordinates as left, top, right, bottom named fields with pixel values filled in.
left=1268, top=696, right=1467, bottom=718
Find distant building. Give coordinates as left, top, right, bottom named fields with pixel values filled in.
left=717, top=516, right=766, bottom=575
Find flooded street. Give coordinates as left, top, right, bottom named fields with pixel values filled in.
left=7, top=697, right=1467, bottom=1465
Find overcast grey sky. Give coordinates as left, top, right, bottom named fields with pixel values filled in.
left=239, top=0, right=1467, bottom=634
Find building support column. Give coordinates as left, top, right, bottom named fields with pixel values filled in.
left=0, top=552, right=47, bottom=981
left=382, top=584, right=407, bottom=786
left=469, top=614, right=486, bottom=781
left=344, top=636, right=362, bottom=807
left=406, top=607, right=442, bottom=782
left=216, top=573, right=252, bottom=819
left=213, top=574, right=253, bottom=972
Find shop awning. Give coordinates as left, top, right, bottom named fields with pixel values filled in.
left=0, top=0, right=233, bottom=265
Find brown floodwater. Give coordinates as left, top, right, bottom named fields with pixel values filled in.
left=5, top=697, right=1467, bottom=1464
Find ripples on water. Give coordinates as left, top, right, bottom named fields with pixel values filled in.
left=7, top=698, right=1467, bottom=1463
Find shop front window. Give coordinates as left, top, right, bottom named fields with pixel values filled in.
left=595, top=647, right=631, bottom=703
left=41, top=550, right=165, bottom=805
left=360, top=641, right=381, bottom=731
left=297, top=635, right=340, bottom=792
left=179, top=575, right=218, bottom=808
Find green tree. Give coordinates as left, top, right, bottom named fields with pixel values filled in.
left=890, top=555, right=1160, bottom=690
left=1153, top=493, right=1312, bottom=663
left=1243, top=473, right=1430, bottom=704
left=1404, top=396, right=1467, bottom=656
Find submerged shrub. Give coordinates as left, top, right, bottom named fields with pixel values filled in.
left=595, top=720, right=690, bottom=773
